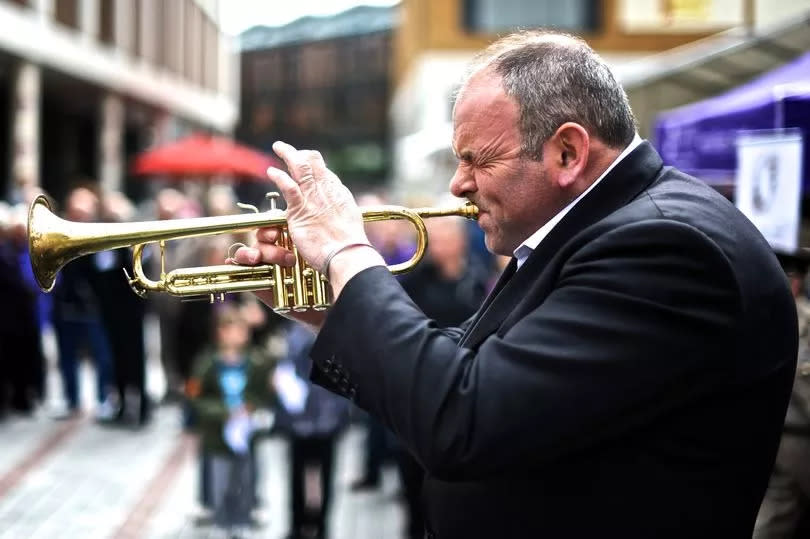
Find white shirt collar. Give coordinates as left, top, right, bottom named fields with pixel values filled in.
left=514, top=133, right=644, bottom=269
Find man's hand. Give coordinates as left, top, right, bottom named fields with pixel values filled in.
left=233, top=141, right=386, bottom=323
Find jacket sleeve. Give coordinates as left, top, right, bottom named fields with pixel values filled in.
left=310, top=220, right=744, bottom=480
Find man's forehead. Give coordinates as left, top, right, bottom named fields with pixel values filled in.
left=452, top=74, right=515, bottom=151
left=455, top=71, right=505, bottom=115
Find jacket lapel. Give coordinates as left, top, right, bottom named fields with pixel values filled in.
left=459, top=142, right=664, bottom=349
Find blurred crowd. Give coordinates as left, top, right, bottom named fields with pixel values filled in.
left=0, top=180, right=508, bottom=538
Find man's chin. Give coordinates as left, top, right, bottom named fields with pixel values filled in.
left=483, top=235, right=510, bottom=257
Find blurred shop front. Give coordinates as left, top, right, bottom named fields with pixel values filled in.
left=38, top=69, right=100, bottom=204
left=0, top=52, right=12, bottom=194
left=0, top=0, right=239, bottom=206
left=238, top=6, right=397, bottom=194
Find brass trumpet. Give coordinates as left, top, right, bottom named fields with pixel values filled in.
left=28, top=192, right=478, bottom=313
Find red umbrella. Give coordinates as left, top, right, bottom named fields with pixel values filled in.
left=132, top=133, right=280, bottom=180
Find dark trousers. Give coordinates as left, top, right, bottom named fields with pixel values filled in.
left=54, top=319, right=113, bottom=409
left=290, top=436, right=336, bottom=538
left=362, top=416, right=392, bottom=484
left=106, top=315, right=148, bottom=423
left=397, top=450, right=426, bottom=539
left=1, top=326, right=44, bottom=412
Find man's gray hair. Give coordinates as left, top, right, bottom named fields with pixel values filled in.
left=458, top=30, right=636, bottom=159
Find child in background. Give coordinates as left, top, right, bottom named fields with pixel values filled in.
left=187, top=303, right=277, bottom=534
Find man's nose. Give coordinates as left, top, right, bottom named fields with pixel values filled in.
left=449, top=167, right=473, bottom=198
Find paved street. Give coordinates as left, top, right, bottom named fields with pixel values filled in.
left=0, top=323, right=408, bottom=538
left=0, top=409, right=407, bottom=538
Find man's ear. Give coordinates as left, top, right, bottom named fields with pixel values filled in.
left=546, top=123, right=589, bottom=189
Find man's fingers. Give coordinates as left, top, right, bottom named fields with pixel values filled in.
left=266, top=166, right=305, bottom=211
left=272, top=141, right=311, bottom=183
left=304, top=150, right=328, bottom=177
left=255, top=227, right=279, bottom=243
left=272, top=141, right=327, bottom=184
left=232, top=244, right=296, bottom=267
left=232, top=246, right=261, bottom=266
left=266, top=166, right=298, bottom=195
left=267, top=167, right=304, bottom=210
left=257, top=242, right=297, bottom=266
left=271, top=141, right=298, bottom=168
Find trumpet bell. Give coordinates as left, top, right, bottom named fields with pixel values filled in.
left=28, top=195, right=68, bottom=292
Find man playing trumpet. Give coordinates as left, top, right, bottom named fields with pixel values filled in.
left=234, top=30, right=797, bottom=538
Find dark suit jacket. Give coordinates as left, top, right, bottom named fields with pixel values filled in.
left=310, top=142, right=798, bottom=538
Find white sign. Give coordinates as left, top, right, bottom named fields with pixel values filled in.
left=735, top=130, right=803, bottom=254
left=619, top=0, right=743, bottom=33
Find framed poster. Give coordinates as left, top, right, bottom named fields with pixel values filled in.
left=735, top=129, right=803, bottom=254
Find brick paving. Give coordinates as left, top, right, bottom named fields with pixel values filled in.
left=0, top=319, right=408, bottom=538
left=0, top=410, right=407, bottom=538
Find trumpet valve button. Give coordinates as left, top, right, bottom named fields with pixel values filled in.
left=265, top=192, right=281, bottom=210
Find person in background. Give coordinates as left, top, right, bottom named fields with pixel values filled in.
left=187, top=304, right=277, bottom=532
left=0, top=202, right=14, bottom=418
left=11, top=199, right=51, bottom=407
left=754, top=257, right=810, bottom=539
left=274, top=322, right=350, bottom=539
left=51, top=186, right=115, bottom=419
left=151, top=188, right=197, bottom=402
left=206, top=184, right=238, bottom=217
left=0, top=202, right=44, bottom=416
left=96, top=191, right=150, bottom=426
left=400, top=215, right=491, bottom=327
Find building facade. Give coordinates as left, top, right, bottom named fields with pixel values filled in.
left=0, top=0, right=238, bottom=204
left=391, top=0, right=810, bottom=196
left=238, top=6, right=396, bottom=192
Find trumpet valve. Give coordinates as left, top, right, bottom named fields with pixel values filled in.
left=265, top=192, right=281, bottom=210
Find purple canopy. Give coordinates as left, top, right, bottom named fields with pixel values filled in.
left=654, top=52, right=810, bottom=190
